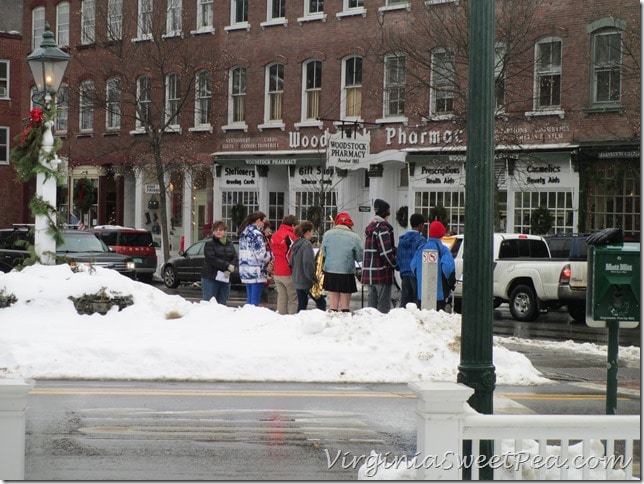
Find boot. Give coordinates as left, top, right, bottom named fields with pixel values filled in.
left=145, top=212, right=151, bottom=224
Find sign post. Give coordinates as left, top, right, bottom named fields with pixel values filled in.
left=421, top=249, right=438, bottom=310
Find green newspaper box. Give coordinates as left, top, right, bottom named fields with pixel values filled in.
left=586, top=242, right=640, bottom=328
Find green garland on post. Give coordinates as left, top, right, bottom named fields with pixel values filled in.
left=10, top=107, right=63, bottom=183
left=9, top=106, right=66, bottom=265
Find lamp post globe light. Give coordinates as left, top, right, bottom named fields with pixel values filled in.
left=26, top=23, right=70, bottom=265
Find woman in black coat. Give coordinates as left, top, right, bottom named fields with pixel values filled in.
left=201, top=220, right=238, bottom=305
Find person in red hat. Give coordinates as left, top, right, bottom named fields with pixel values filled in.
left=320, top=212, right=364, bottom=312
left=410, top=220, right=455, bottom=311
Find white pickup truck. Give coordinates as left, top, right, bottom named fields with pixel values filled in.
left=451, top=233, right=570, bottom=322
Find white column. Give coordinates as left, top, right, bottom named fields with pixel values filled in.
left=0, top=379, right=34, bottom=480
left=408, top=382, right=475, bottom=480
left=34, top=119, right=58, bottom=265
left=182, top=169, right=193, bottom=248
left=133, top=166, right=144, bottom=229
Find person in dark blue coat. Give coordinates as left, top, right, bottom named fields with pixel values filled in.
left=411, top=221, right=455, bottom=311
left=201, top=220, right=238, bottom=305
left=396, top=213, right=427, bottom=308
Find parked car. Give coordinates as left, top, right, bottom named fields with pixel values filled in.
left=0, top=226, right=136, bottom=278
left=161, top=239, right=242, bottom=288
left=545, top=234, right=590, bottom=322
left=452, top=233, right=570, bottom=322
left=92, top=225, right=158, bottom=282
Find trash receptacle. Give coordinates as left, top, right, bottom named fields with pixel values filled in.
left=586, top=242, right=640, bottom=328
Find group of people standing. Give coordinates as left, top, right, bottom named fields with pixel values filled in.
left=200, top=199, right=454, bottom=314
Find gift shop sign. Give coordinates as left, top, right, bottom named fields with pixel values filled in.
left=291, top=165, right=334, bottom=188
left=220, top=166, right=256, bottom=186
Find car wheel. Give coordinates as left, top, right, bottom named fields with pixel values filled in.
left=509, top=284, right=539, bottom=322
left=163, top=265, right=180, bottom=288
left=567, top=302, right=586, bottom=323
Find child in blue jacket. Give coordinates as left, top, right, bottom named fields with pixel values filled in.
left=411, top=221, right=455, bottom=311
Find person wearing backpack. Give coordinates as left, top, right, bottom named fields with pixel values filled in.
left=410, top=220, right=455, bottom=311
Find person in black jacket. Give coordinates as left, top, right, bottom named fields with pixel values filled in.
left=201, top=220, right=238, bottom=305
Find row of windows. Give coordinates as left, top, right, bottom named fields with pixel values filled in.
left=40, top=26, right=622, bottom=138
left=29, top=2, right=623, bottom=125
left=34, top=0, right=432, bottom=50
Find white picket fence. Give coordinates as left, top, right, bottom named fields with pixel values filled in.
left=410, top=382, right=640, bottom=480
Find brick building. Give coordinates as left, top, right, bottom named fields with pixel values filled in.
left=0, top=28, right=29, bottom=228
left=7, top=0, right=641, bottom=253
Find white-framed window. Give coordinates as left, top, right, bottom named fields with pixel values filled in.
left=415, top=190, right=465, bottom=235
left=514, top=191, right=574, bottom=235
left=591, top=29, right=622, bottom=104
left=231, top=0, right=248, bottom=24
left=32, top=6, right=45, bottom=50
left=56, top=2, right=70, bottom=47
left=107, top=0, right=123, bottom=40
left=106, top=77, right=121, bottom=130
left=221, top=191, right=259, bottom=233
left=341, top=56, right=362, bottom=119
left=268, top=0, right=285, bottom=20
left=55, top=83, right=69, bottom=133
left=294, top=190, right=337, bottom=235
left=265, top=63, right=284, bottom=123
left=165, top=73, right=180, bottom=128
left=305, top=0, right=324, bottom=16
left=534, top=38, right=561, bottom=110
left=196, top=0, right=214, bottom=30
left=0, top=127, right=9, bottom=165
left=81, top=0, right=95, bottom=44
left=338, top=0, right=365, bottom=17
left=224, top=66, right=247, bottom=129
left=383, top=54, right=405, bottom=117
left=137, top=0, right=154, bottom=39
left=379, top=0, right=410, bottom=13
left=194, top=70, right=212, bottom=128
left=79, top=79, right=95, bottom=132
left=136, top=75, right=151, bottom=130
left=495, top=42, right=506, bottom=112
left=0, top=60, right=8, bottom=99
left=302, top=60, right=322, bottom=121
left=429, top=48, right=454, bottom=118
left=166, top=0, right=182, bottom=36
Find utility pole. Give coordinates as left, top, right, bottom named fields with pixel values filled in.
left=458, top=0, right=496, bottom=479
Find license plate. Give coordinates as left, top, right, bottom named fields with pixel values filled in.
left=133, top=258, right=142, bottom=263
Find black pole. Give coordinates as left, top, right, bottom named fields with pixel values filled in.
left=606, top=319, right=619, bottom=414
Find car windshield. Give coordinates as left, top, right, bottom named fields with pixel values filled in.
left=58, top=233, right=108, bottom=253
